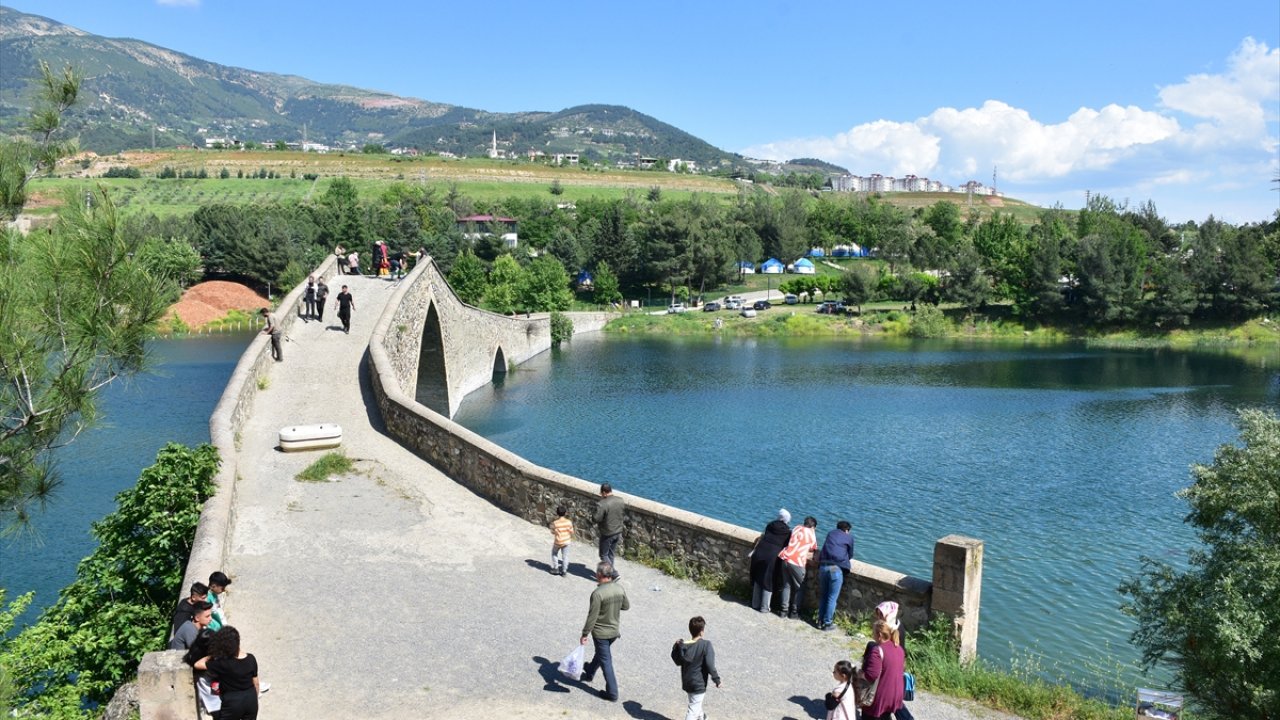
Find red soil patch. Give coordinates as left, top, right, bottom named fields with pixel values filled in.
left=166, top=280, right=268, bottom=329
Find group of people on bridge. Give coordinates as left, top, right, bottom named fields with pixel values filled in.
left=334, top=241, right=424, bottom=280
left=551, top=484, right=915, bottom=720
left=167, top=570, right=265, bottom=720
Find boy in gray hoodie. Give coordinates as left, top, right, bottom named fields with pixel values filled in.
left=671, top=615, right=722, bottom=720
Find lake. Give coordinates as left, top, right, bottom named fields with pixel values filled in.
left=0, top=333, right=250, bottom=626
left=453, top=333, right=1280, bottom=689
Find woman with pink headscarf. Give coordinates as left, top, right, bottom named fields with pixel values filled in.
left=874, top=601, right=915, bottom=720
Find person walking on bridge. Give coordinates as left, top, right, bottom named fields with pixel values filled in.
left=302, top=275, right=317, bottom=321
left=315, top=278, right=329, bottom=322
left=579, top=561, right=629, bottom=703
left=594, top=483, right=625, bottom=575
left=336, top=285, right=355, bottom=334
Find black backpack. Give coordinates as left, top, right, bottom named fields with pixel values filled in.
left=182, top=628, right=214, bottom=666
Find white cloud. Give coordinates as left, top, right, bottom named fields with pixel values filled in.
left=742, top=98, right=1180, bottom=184
left=742, top=120, right=940, bottom=177
left=1158, top=37, right=1280, bottom=150
left=739, top=39, right=1279, bottom=221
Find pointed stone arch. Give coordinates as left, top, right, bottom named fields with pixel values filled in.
left=414, top=301, right=449, bottom=415
left=492, top=346, right=508, bottom=381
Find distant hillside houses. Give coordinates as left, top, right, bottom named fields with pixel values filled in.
left=202, top=136, right=239, bottom=149
left=831, top=173, right=1002, bottom=197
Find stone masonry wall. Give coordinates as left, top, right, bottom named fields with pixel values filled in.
left=384, top=258, right=552, bottom=417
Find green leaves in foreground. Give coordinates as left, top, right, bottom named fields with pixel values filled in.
left=0, top=443, right=219, bottom=718
left=1121, top=409, right=1280, bottom=720
left=2, top=189, right=172, bottom=531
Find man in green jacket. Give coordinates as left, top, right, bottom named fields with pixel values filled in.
left=595, top=483, right=625, bottom=573
left=579, top=561, right=630, bottom=702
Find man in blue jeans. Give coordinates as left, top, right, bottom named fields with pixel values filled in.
left=580, top=561, right=630, bottom=701
left=816, top=520, right=854, bottom=631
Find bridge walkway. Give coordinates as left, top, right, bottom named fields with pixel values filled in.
left=222, top=273, right=1012, bottom=720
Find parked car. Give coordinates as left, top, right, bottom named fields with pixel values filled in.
left=667, top=303, right=688, bottom=314
left=702, top=301, right=721, bottom=312
left=817, top=300, right=839, bottom=314
left=740, top=308, right=758, bottom=318
left=753, top=300, right=772, bottom=311
left=723, top=295, right=744, bottom=310
left=784, top=293, right=798, bottom=305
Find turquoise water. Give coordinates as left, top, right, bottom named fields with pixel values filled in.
left=454, top=334, right=1280, bottom=688
left=0, top=333, right=250, bottom=626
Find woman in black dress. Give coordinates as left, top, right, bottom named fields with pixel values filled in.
left=750, top=508, right=793, bottom=613
left=196, top=626, right=259, bottom=720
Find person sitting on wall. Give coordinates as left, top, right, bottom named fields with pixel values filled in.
left=168, top=601, right=213, bottom=652
left=170, top=601, right=221, bottom=718
left=171, top=581, right=209, bottom=637
left=206, top=570, right=231, bottom=631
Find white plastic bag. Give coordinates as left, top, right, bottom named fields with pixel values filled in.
left=559, top=644, right=586, bottom=680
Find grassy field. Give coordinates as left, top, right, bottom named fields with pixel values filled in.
left=25, top=149, right=741, bottom=215
left=26, top=149, right=1047, bottom=220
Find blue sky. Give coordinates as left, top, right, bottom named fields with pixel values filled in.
left=12, top=0, right=1280, bottom=223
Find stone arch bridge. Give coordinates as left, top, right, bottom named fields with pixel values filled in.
left=380, top=258, right=608, bottom=418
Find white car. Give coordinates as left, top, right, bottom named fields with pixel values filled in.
left=667, top=303, right=688, bottom=314
left=740, top=308, right=757, bottom=318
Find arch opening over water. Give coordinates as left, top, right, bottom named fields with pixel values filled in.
left=414, top=302, right=449, bottom=415
left=492, top=346, right=507, bottom=381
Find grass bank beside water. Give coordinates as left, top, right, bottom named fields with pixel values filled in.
left=604, top=303, right=1280, bottom=355
left=902, top=617, right=1140, bottom=720
left=627, top=546, right=1146, bottom=720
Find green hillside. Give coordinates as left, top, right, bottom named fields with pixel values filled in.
left=0, top=6, right=746, bottom=169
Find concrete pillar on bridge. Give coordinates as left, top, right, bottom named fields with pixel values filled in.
left=137, top=650, right=196, bottom=720
left=930, top=534, right=984, bottom=663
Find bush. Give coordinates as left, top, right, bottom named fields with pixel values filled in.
left=550, top=311, right=574, bottom=346
left=909, top=304, right=950, bottom=338
left=102, top=166, right=141, bottom=179
left=1121, top=409, right=1280, bottom=720
left=0, top=443, right=219, bottom=717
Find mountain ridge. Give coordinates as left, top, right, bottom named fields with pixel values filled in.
left=1, top=6, right=848, bottom=174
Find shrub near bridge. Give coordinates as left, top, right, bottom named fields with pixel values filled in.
left=0, top=443, right=219, bottom=718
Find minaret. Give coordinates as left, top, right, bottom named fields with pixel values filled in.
left=489, top=130, right=499, bottom=159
